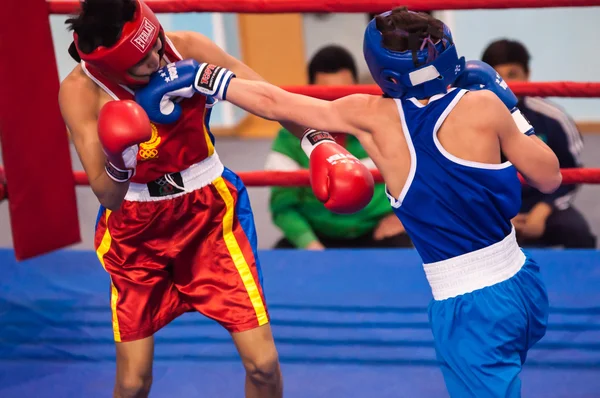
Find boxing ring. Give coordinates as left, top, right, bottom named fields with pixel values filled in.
left=1, top=0, right=600, bottom=397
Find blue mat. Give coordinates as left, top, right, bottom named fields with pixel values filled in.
left=1, top=248, right=599, bottom=397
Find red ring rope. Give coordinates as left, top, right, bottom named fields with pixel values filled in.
left=284, top=82, right=600, bottom=100
left=0, top=168, right=599, bottom=202
left=67, top=168, right=600, bottom=187
left=47, top=0, right=600, bottom=14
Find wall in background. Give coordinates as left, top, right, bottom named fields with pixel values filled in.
left=302, top=8, right=600, bottom=121
left=50, top=8, right=600, bottom=129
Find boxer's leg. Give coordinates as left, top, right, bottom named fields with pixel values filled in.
left=95, top=205, right=189, bottom=398
left=173, top=169, right=281, bottom=398
left=231, top=325, right=282, bottom=398
left=428, top=258, right=548, bottom=398
left=114, top=337, right=154, bottom=398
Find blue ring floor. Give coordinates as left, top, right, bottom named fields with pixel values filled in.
left=1, top=248, right=599, bottom=397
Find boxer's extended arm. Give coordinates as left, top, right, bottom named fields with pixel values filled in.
left=224, top=78, right=380, bottom=213
left=136, top=60, right=378, bottom=213
left=477, top=90, right=562, bottom=194
left=59, top=76, right=129, bottom=210
left=225, top=78, right=374, bottom=139
left=176, top=31, right=308, bottom=139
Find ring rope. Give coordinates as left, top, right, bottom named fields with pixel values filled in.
left=283, top=82, right=600, bottom=100
left=0, top=168, right=598, bottom=201
left=61, top=168, right=600, bottom=187
left=47, top=0, right=600, bottom=14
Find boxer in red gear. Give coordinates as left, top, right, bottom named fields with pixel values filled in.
left=53, top=0, right=366, bottom=397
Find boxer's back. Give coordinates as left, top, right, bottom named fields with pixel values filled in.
left=384, top=88, right=522, bottom=264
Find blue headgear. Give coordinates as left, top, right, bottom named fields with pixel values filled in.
left=363, top=11, right=465, bottom=99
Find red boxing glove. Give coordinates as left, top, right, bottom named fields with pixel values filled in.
left=98, top=100, right=152, bottom=182
left=301, top=129, right=374, bottom=214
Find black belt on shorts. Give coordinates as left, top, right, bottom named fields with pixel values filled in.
left=147, top=172, right=185, bottom=197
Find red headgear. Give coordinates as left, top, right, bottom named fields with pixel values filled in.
left=74, top=0, right=163, bottom=86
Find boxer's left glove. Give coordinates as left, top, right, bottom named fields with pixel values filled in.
left=454, top=60, right=534, bottom=136
left=302, top=129, right=374, bottom=214
left=135, top=59, right=236, bottom=124
left=98, top=100, right=152, bottom=182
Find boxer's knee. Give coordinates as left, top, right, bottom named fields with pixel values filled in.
left=114, top=374, right=152, bottom=398
left=243, top=349, right=281, bottom=386
left=114, top=337, right=154, bottom=398
left=232, top=324, right=281, bottom=386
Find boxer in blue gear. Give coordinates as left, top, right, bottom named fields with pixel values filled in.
left=135, top=7, right=561, bottom=397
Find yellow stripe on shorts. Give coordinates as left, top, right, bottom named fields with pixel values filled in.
left=95, top=209, right=122, bottom=342
left=213, top=177, right=268, bottom=326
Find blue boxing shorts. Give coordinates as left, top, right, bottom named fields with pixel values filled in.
left=423, top=230, right=549, bottom=398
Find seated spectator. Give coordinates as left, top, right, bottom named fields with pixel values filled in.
left=482, top=39, right=596, bottom=248
left=266, top=45, right=412, bottom=250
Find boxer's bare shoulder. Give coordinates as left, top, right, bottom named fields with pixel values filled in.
left=443, top=89, right=512, bottom=146
left=59, top=66, right=103, bottom=142
left=59, top=65, right=110, bottom=119
left=59, top=65, right=111, bottom=192
left=61, top=64, right=93, bottom=91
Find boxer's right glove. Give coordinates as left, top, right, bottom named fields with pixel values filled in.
left=301, top=129, right=374, bottom=214
left=454, top=60, right=535, bottom=136
left=98, top=100, right=152, bottom=183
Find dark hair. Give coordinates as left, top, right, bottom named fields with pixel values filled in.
left=368, top=10, right=432, bottom=23
left=374, top=7, right=444, bottom=54
left=308, top=45, right=358, bottom=84
left=481, top=39, right=530, bottom=74
left=66, top=0, right=137, bottom=56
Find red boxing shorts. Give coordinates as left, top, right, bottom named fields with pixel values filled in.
left=93, top=158, right=268, bottom=342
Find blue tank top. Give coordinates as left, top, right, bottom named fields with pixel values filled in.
left=388, top=88, right=522, bottom=264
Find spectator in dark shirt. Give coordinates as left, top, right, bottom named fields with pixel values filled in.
left=482, top=39, right=596, bottom=248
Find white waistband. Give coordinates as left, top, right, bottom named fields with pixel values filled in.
left=423, top=227, right=526, bottom=301
left=124, top=153, right=224, bottom=202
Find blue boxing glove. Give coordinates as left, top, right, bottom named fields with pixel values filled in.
left=454, top=60, right=535, bottom=136
left=135, top=59, right=236, bottom=124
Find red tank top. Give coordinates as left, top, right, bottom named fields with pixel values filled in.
left=82, top=36, right=215, bottom=183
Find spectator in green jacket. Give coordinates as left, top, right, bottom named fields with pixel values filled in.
left=265, top=45, right=412, bottom=250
